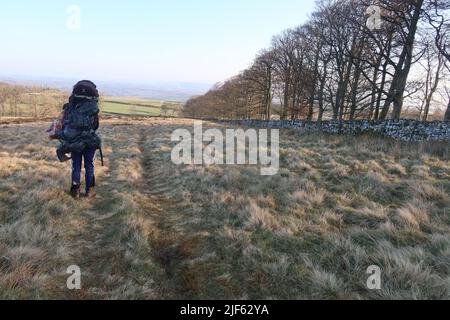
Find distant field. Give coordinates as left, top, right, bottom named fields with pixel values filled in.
left=101, top=97, right=182, bottom=117
left=0, top=93, right=182, bottom=118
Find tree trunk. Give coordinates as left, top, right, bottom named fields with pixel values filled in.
left=391, top=70, right=408, bottom=120
left=337, top=56, right=354, bottom=120
left=333, top=83, right=341, bottom=120
left=423, top=57, right=442, bottom=122
left=317, top=87, right=325, bottom=122
left=422, top=92, right=433, bottom=122
left=317, top=62, right=328, bottom=122
left=445, top=99, right=450, bottom=122
left=265, top=68, right=272, bottom=120
left=291, top=84, right=298, bottom=119
left=383, top=0, right=424, bottom=121
left=377, top=37, right=393, bottom=120
left=282, top=78, right=289, bottom=120
left=369, top=58, right=381, bottom=120
left=333, top=58, right=344, bottom=120
left=350, top=59, right=363, bottom=120
left=307, top=48, right=320, bottom=121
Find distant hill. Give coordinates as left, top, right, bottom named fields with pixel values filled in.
left=0, top=75, right=212, bottom=102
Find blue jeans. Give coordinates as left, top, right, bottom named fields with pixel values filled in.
left=72, top=148, right=97, bottom=192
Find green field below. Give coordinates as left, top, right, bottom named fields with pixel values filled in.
left=1, top=96, right=183, bottom=118
left=100, top=97, right=181, bottom=117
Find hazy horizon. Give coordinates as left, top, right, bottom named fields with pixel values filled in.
left=0, top=74, right=213, bottom=101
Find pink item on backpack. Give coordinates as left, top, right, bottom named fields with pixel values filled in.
left=46, top=119, right=62, bottom=140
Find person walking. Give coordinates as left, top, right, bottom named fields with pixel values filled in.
left=56, top=80, right=102, bottom=199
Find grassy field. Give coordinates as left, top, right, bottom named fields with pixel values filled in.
left=100, top=97, right=181, bottom=117
left=0, top=118, right=449, bottom=299
left=0, top=91, right=182, bottom=118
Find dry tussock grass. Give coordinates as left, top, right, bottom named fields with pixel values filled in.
left=0, top=117, right=448, bottom=299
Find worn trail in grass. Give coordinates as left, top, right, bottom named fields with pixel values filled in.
left=138, top=125, right=199, bottom=298
left=62, top=121, right=205, bottom=299
left=60, top=123, right=165, bottom=299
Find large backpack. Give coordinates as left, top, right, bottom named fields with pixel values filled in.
left=62, top=98, right=100, bottom=144
left=56, top=80, right=103, bottom=163
left=56, top=100, right=102, bottom=162
left=56, top=101, right=102, bottom=162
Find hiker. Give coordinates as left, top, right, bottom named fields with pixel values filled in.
left=54, top=80, right=102, bottom=199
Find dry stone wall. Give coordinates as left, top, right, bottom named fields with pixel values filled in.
left=212, top=119, right=450, bottom=142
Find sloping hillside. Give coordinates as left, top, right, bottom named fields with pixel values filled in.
left=0, top=118, right=449, bottom=299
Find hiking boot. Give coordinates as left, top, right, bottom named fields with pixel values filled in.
left=85, top=188, right=96, bottom=199
left=56, top=148, right=72, bottom=162
left=70, top=184, right=81, bottom=199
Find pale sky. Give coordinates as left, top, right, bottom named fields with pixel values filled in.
left=0, top=0, right=316, bottom=84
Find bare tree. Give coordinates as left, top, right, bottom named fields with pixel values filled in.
left=0, top=84, right=8, bottom=116
left=426, top=0, right=450, bottom=120
left=418, top=38, right=446, bottom=121
left=183, top=0, right=450, bottom=122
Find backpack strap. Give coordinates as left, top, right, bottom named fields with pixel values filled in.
left=73, top=94, right=99, bottom=102
left=98, top=147, right=104, bottom=166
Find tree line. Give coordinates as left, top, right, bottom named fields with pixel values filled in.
left=183, top=0, right=450, bottom=122
left=0, top=83, right=68, bottom=118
